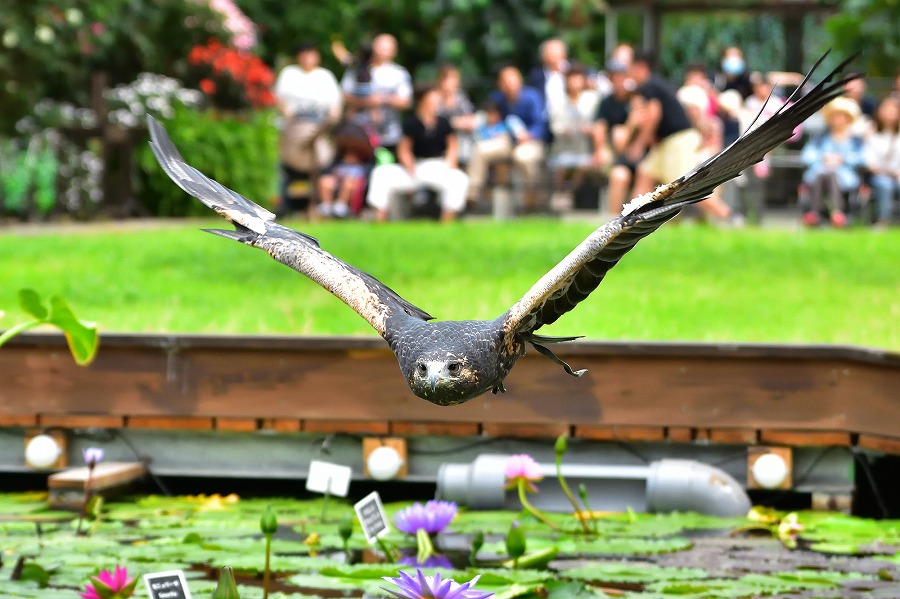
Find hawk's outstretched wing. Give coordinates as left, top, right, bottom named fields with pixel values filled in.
left=147, top=116, right=432, bottom=338
left=501, top=52, right=859, bottom=341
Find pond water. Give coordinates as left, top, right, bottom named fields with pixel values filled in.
left=1, top=492, right=899, bottom=598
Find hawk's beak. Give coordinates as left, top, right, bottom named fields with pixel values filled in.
left=428, top=373, right=444, bottom=392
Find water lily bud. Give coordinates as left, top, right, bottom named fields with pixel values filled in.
left=260, top=504, right=277, bottom=536
left=471, top=530, right=484, bottom=553
left=554, top=434, right=568, bottom=457
left=505, top=520, right=526, bottom=560
left=338, top=515, right=353, bottom=542
left=578, top=483, right=589, bottom=504
left=212, top=566, right=240, bottom=599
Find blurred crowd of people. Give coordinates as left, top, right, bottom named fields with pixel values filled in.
left=272, top=35, right=900, bottom=227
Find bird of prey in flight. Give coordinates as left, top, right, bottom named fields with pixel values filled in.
left=149, top=53, right=858, bottom=407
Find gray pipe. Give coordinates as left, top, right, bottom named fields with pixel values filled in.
left=436, top=454, right=750, bottom=517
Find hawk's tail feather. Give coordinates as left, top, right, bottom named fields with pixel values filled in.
left=522, top=332, right=587, bottom=378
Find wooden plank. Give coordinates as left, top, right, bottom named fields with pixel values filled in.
left=390, top=421, right=480, bottom=436
left=760, top=430, right=852, bottom=447
left=666, top=427, right=694, bottom=442
left=0, top=415, right=39, bottom=427
left=126, top=416, right=214, bottom=430
left=304, top=420, right=390, bottom=435
left=709, top=429, right=759, bottom=444
left=2, top=333, right=899, bottom=446
left=694, top=428, right=712, bottom=442
left=482, top=423, right=570, bottom=439
left=857, top=434, right=900, bottom=455
left=574, top=425, right=665, bottom=441
left=260, top=418, right=302, bottom=433
left=215, top=418, right=259, bottom=432
left=48, top=462, right=146, bottom=491
left=39, top=415, right=124, bottom=429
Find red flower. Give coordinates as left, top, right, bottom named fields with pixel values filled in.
left=199, top=78, right=217, bottom=95
left=187, top=40, right=276, bottom=109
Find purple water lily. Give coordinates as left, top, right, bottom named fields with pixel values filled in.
left=383, top=569, right=493, bottom=599
left=394, top=500, right=457, bottom=535
left=83, top=447, right=104, bottom=468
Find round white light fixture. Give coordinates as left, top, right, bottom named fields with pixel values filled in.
left=366, top=446, right=404, bottom=481
left=25, top=434, right=62, bottom=469
left=751, top=452, right=789, bottom=489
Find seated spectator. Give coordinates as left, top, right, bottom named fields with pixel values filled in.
left=677, top=84, right=732, bottom=221
left=366, top=88, right=469, bottom=222
left=865, top=96, right=900, bottom=228
left=466, top=65, right=547, bottom=211
left=527, top=38, right=569, bottom=119
left=683, top=61, right=718, bottom=116
left=473, top=100, right=522, bottom=142
left=435, top=63, right=476, bottom=163
left=273, top=41, right=342, bottom=210
left=547, top=65, right=599, bottom=208
left=341, top=33, right=412, bottom=156
left=316, top=122, right=378, bottom=218
left=591, top=59, right=642, bottom=215
left=715, top=45, right=752, bottom=99
left=801, top=97, right=865, bottom=228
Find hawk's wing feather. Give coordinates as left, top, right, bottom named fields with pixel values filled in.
left=147, top=116, right=433, bottom=338
left=502, top=52, right=859, bottom=337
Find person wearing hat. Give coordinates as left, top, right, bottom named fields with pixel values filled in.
left=800, top=96, right=865, bottom=227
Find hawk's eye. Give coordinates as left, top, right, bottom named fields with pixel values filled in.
left=417, top=363, right=427, bottom=375
left=448, top=362, right=461, bottom=374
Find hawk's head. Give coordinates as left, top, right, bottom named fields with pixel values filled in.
left=407, top=353, right=483, bottom=406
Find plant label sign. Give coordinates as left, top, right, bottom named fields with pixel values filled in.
left=306, top=460, right=351, bottom=497
left=354, top=490, right=390, bottom=544
left=143, top=569, right=192, bottom=599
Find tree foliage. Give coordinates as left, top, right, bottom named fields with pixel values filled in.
left=0, top=0, right=229, bottom=133
left=825, top=0, right=900, bottom=77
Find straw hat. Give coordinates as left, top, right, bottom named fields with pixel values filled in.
left=822, top=96, right=860, bottom=121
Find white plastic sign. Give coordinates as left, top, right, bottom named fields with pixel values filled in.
left=306, top=460, right=352, bottom=497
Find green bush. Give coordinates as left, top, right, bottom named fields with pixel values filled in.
left=137, top=105, right=279, bottom=216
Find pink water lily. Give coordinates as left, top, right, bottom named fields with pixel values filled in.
left=504, top=454, right=543, bottom=492
left=383, top=569, right=493, bottom=599
left=81, top=565, right=137, bottom=599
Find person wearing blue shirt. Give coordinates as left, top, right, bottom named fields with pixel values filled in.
left=466, top=66, right=548, bottom=212
left=800, top=96, right=865, bottom=228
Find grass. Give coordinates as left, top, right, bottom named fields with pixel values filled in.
left=1, top=218, right=898, bottom=350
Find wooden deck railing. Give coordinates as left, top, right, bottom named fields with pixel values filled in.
left=1, top=332, right=898, bottom=453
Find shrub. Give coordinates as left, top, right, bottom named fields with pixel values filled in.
left=137, top=104, right=278, bottom=217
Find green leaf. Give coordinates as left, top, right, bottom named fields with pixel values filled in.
left=18, top=562, right=51, bottom=588
left=46, top=296, right=99, bottom=365
left=18, top=289, right=48, bottom=320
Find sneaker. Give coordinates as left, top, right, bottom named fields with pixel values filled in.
left=830, top=211, right=847, bottom=228
left=332, top=201, right=349, bottom=219
left=802, top=211, right=819, bottom=227
left=316, top=203, right=333, bottom=217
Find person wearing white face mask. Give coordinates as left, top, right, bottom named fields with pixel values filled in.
left=715, top=46, right=753, bottom=100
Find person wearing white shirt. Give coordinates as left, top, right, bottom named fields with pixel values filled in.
left=340, top=34, right=412, bottom=152
left=273, top=41, right=343, bottom=212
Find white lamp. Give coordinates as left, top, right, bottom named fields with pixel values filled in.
left=751, top=452, right=789, bottom=489
left=366, top=445, right=404, bottom=481
left=25, top=434, right=63, bottom=469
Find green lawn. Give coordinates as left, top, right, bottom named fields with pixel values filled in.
left=1, top=219, right=898, bottom=350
